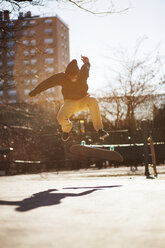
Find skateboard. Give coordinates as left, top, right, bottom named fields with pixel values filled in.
left=70, top=144, right=123, bottom=162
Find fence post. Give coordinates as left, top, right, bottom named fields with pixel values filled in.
left=141, top=119, right=150, bottom=178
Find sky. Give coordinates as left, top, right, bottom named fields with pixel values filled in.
left=4, top=0, right=165, bottom=93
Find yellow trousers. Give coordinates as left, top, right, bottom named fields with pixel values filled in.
left=57, top=95, right=103, bottom=133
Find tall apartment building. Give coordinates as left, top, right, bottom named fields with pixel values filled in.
left=0, top=10, right=70, bottom=104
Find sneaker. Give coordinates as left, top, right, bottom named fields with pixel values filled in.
left=62, top=132, right=70, bottom=142
left=98, top=129, right=109, bottom=140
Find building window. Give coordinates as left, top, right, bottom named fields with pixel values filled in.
left=30, top=49, right=36, bottom=56
left=45, top=67, right=54, bottom=73
left=6, top=41, right=15, bottom=47
left=44, top=38, right=53, bottom=44
left=44, top=28, right=52, bottom=34
left=45, top=48, right=54, bottom=54
left=31, top=40, right=36, bottom=46
left=8, top=99, right=17, bottom=103
left=22, top=30, right=28, bottom=36
left=7, top=70, right=15, bottom=76
left=0, top=61, right=3, bottom=67
left=24, top=69, right=29, bottom=75
left=32, top=78, right=38, bottom=84
left=24, top=79, right=30, bottom=85
left=44, top=19, right=52, bottom=24
left=0, top=91, right=4, bottom=96
left=24, top=60, right=29, bottom=65
left=45, top=58, right=54, bottom=64
left=23, top=50, right=29, bottom=56
left=7, top=50, right=15, bottom=57
left=29, top=20, right=36, bottom=25
left=0, top=51, right=3, bottom=57
left=6, top=23, right=15, bottom=28
left=31, top=59, right=37, bottom=65
left=22, top=21, right=28, bottom=27
left=7, top=80, right=15, bottom=86
left=7, top=61, right=14, bottom=67
left=24, top=89, right=30, bottom=95
left=30, top=30, right=36, bottom=36
left=47, top=88, right=55, bottom=93
left=8, top=89, right=17, bottom=96
left=31, top=69, right=38, bottom=74
left=0, top=80, right=4, bottom=86
left=6, top=32, right=15, bottom=38
left=23, top=40, right=29, bottom=46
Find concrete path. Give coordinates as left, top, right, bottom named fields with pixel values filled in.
left=0, top=169, right=165, bottom=248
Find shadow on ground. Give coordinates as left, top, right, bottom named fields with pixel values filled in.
left=0, top=185, right=122, bottom=212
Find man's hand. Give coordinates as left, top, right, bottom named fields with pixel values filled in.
left=29, top=90, right=37, bottom=97
left=81, top=55, right=89, bottom=64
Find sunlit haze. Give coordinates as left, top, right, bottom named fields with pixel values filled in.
left=3, top=0, right=165, bottom=93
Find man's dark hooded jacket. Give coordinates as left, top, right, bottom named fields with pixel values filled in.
left=30, top=60, right=90, bottom=100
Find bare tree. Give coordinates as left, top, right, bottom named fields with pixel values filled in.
left=63, top=0, right=130, bottom=15
left=1, top=0, right=130, bottom=15
left=99, top=38, right=165, bottom=129
left=98, top=92, right=126, bottom=129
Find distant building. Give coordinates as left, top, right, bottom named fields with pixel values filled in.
left=0, top=10, right=70, bottom=104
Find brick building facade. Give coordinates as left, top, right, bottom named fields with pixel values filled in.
left=0, top=10, right=70, bottom=104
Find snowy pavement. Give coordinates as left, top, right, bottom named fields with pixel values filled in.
left=0, top=169, right=165, bottom=248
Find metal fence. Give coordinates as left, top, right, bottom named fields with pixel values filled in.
left=0, top=122, right=165, bottom=175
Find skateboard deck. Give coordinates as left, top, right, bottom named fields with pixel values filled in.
left=70, top=145, right=123, bottom=162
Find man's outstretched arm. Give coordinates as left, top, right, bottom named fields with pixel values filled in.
left=29, top=73, right=64, bottom=97
left=80, top=55, right=90, bottom=80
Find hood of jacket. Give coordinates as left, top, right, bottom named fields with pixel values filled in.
left=65, top=59, right=79, bottom=76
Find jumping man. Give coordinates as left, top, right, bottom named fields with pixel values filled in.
left=29, top=55, right=109, bottom=141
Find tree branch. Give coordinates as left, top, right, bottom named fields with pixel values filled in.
left=64, top=0, right=130, bottom=15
